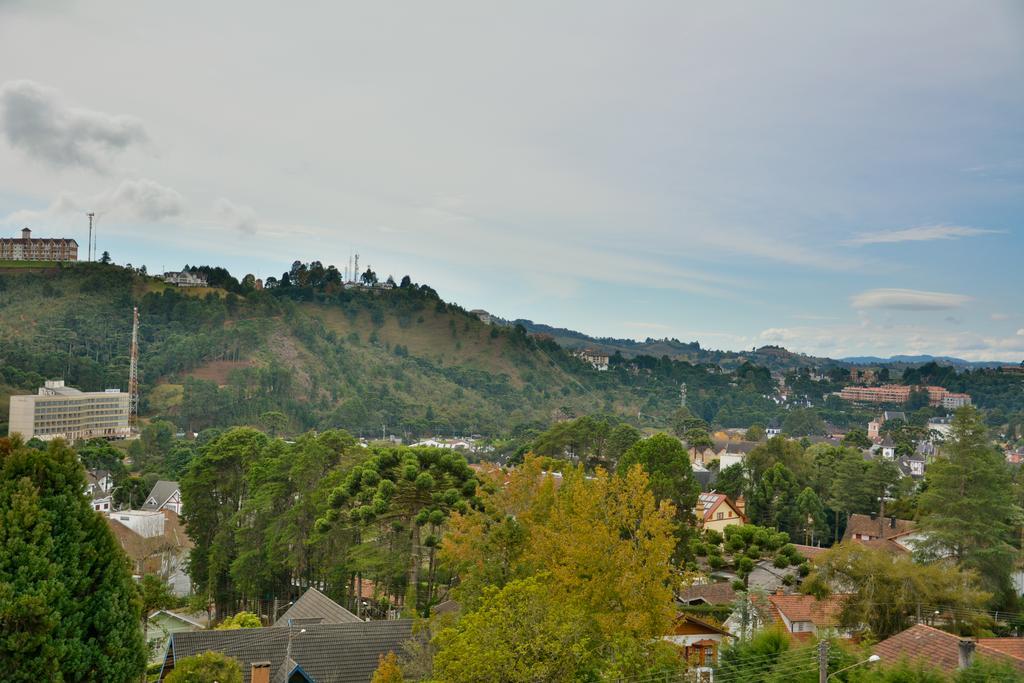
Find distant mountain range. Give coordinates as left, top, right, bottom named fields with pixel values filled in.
left=838, top=355, right=1014, bottom=369
left=499, top=318, right=1014, bottom=371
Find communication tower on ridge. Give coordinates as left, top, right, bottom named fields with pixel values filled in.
left=129, top=307, right=140, bottom=433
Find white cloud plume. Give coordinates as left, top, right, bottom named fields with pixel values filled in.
left=0, top=79, right=148, bottom=169
left=213, top=198, right=258, bottom=234
left=843, top=224, right=1001, bottom=246
left=1018, top=329, right=1024, bottom=337
left=5, top=179, right=184, bottom=224
left=850, top=288, right=971, bottom=311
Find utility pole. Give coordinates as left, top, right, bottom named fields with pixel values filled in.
left=87, top=212, right=95, bottom=261
left=819, top=639, right=828, bottom=683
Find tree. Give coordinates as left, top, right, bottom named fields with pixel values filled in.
left=77, top=438, right=128, bottom=480
left=916, top=407, right=1022, bottom=604
left=618, top=433, right=699, bottom=520
left=99, top=250, right=111, bottom=264
left=139, top=573, right=177, bottom=637
left=440, top=459, right=680, bottom=677
left=215, top=611, right=262, bottom=629
left=258, top=410, right=288, bottom=437
left=319, top=446, right=478, bottom=615
left=371, top=652, right=404, bottom=683
left=432, top=574, right=598, bottom=683
left=361, top=267, right=379, bottom=286
left=744, top=424, right=765, bottom=442
left=670, top=407, right=708, bottom=438
left=526, top=465, right=679, bottom=642
left=781, top=408, right=826, bottom=437
left=794, top=487, right=828, bottom=545
left=746, top=437, right=810, bottom=482
left=606, top=423, right=641, bottom=464
left=0, top=437, right=146, bottom=681
left=716, top=463, right=748, bottom=501
left=746, top=463, right=801, bottom=535
left=140, top=419, right=176, bottom=469
left=164, top=651, right=243, bottom=683
left=684, top=427, right=714, bottom=452
left=804, top=543, right=991, bottom=639
left=842, top=429, right=873, bottom=449
left=182, top=428, right=270, bottom=615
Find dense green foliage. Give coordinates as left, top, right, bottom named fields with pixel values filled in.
left=0, top=437, right=146, bottom=681
left=164, top=651, right=243, bottom=683
left=916, top=407, right=1022, bottom=605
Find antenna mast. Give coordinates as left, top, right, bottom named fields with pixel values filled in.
left=354, top=253, right=360, bottom=282
left=87, top=213, right=95, bottom=261
left=129, top=307, right=140, bottom=433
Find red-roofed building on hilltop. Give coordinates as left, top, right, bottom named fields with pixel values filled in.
left=0, top=228, right=78, bottom=261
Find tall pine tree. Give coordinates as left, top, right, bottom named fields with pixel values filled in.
left=916, top=407, right=1023, bottom=605
left=0, top=437, right=146, bottom=681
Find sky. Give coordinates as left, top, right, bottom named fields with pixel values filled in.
left=1, top=1, right=1022, bottom=361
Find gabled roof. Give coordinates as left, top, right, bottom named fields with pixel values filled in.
left=841, top=513, right=916, bottom=542
left=670, top=613, right=733, bottom=637
left=791, top=544, right=828, bottom=562
left=162, top=620, right=415, bottom=683
left=874, top=624, right=1024, bottom=674
left=678, top=581, right=737, bottom=606
left=142, top=480, right=180, bottom=510
left=767, top=592, right=846, bottom=627
left=274, top=588, right=361, bottom=627
left=696, top=492, right=745, bottom=523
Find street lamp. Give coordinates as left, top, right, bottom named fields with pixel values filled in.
left=828, top=654, right=880, bottom=679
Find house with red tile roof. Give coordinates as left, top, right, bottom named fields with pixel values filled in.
left=841, top=513, right=924, bottom=554
left=693, top=492, right=747, bottom=533
left=873, top=624, right=1024, bottom=674
left=677, top=581, right=737, bottom=606
left=765, top=588, right=852, bottom=641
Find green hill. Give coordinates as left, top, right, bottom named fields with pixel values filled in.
left=0, top=264, right=776, bottom=437
left=2, top=263, right=1019, bottom=439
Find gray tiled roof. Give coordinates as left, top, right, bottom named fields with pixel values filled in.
left=162, top=620, right=415, bottom=683
left=142, top=480, right=180, bottom=510
left=275, top=588, right=361, bottom=627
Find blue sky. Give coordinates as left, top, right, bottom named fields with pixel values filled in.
left=1, top=1, right=1022, bottom=360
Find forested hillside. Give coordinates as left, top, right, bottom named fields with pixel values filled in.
left=2, top=263, right=1021, bottom=440
left=0, top=263, right=787, bottom=437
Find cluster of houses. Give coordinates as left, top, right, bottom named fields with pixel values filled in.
left=670, top=510, right=1024, bottom=675
left=85, top=473, right=192, bottom=599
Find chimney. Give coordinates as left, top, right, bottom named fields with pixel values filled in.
left=21, top=227, right=31, bottom=240
left=957, top=640, right=975, bottom=670
left=869, top=511, right=877, bottom=520
left=734, top=496, right=746, bottom=516
left=251, top=661, right=272, bottom=683
left=775, top=586, right=785, bottom=596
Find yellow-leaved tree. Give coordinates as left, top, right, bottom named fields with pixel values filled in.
left=436, top=457, right=682, bottom=680
left=526, top=464, right=679, bottom=641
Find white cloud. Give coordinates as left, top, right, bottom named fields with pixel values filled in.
left=843, top=224, right=1001, bottom=246
left=0, top=79, right=148, bottom=169
left=850, top=288, right=970, bottom=311
left=992, top=313, right=1010, bottom=321
left=1018, top=329, right=1024, bottom=336
left=213, top=198, right=258, bottom=235
left=5, top=179, right=184, bottom=224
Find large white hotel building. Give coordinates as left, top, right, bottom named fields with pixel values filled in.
left=8, top=380, right=130, bottom=441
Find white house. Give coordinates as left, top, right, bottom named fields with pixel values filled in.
left=142, top=480, right=183, bottom=515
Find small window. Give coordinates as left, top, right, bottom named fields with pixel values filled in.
left=716, top=512, right=724, bottom=520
